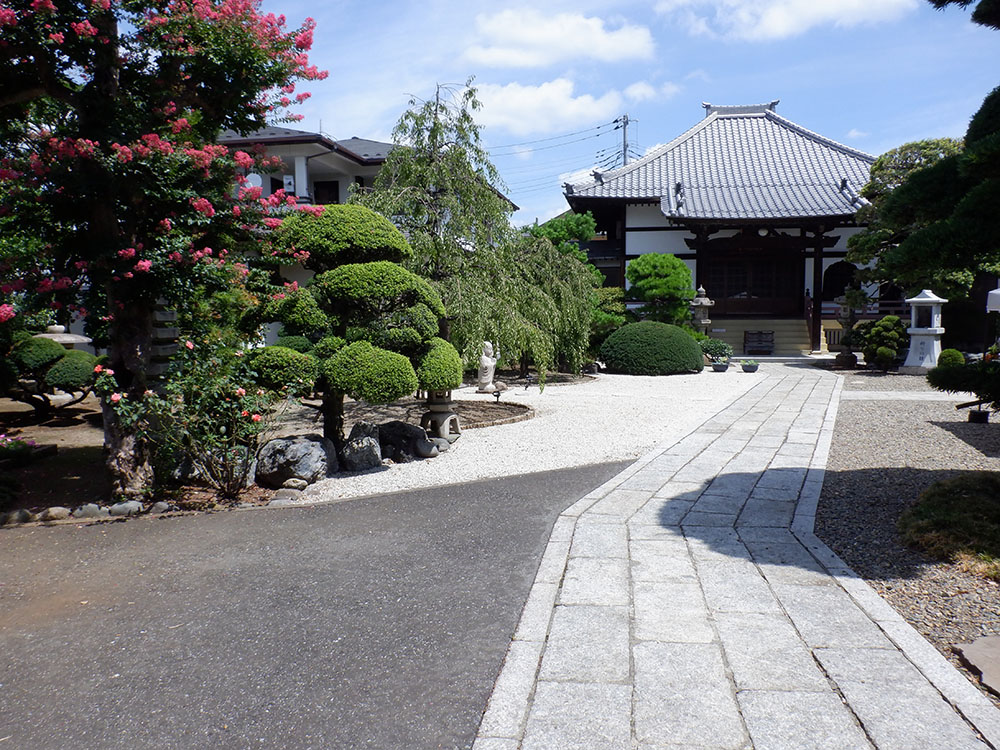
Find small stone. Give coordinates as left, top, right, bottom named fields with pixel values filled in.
left=39, top=506, right=71, bottom=522
left=1, top=508, right=33, bottom=525
left=281, top=478, right=309, bottom=490
left=956, top=636, right=1000, bottom=696
left=149, top=501, right=172, bottom=514
left=72, top=503, right=110, bottom=519
left=109, top=500, right=143, bottom=517
left=268, top=489, right=302, bottom=507
left=427, top=437, right=451, bottom=453
left=340, top=435, right=382, bottom=472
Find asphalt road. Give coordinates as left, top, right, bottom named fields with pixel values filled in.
left=0, top=460, right=630, bottom=750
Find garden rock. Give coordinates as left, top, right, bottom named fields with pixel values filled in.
left=2, top=509, right=33, bottom=525
left=378, top=420, right=439, bottom=462
left=256, top=435, right=338, bottom=489
left=149, top=501, right=172, bottom=514
left=340, top=421, right=382, bottom=472
left=281, top=478, right=309, bottom=490
left=72, top=503, right=109, bottom=519
left=39, top=506, right=70, bottom=522
left=427, top=437, right=451, bottom=453
left=268, top=489, right=303, bottom=507
left=109, top=500, right=143, bottom=517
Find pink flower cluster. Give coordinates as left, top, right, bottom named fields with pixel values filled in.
left=190, top=197, right=215, bottom=217
left=70, top=19, right=98, bottom=37
left=0, top=303, right=15, bottom=322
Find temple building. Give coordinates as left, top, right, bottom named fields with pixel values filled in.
left=563, top=101, right=877, bottom=354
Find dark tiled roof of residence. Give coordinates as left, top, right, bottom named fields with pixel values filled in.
left=566, top=102, right=875, bottom=221
left=218, top=128, right=394, bottom=164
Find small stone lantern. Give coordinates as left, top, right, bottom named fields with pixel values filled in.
left=33, top=324, right=92, bottom=351
left=689, top=286, right=715, bottom=337
left=900, top=289, right=947, bottom=373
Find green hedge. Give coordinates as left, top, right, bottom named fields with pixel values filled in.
left=250, top=346, right=318, bottom=396
left=45, top=349, right=97, bottom=392
left=600, top=321, right=704, bottom=375
left=322, top=340, right=418, bottom=404
left=271, top=204, right=412, bottom=269
left=417, top=337, right=463, bottom=391
left=11, top=337, right=65, bottom=374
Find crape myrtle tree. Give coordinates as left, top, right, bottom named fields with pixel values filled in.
left=354, top=81, right=594, bottom=378
left=0, top=0, right=326, bottom=497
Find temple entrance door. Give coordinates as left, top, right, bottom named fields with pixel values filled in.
left=703, top=250, right=803, bottom=316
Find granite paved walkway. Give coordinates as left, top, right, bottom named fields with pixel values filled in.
left=474, top=365, right=1000, bottom=750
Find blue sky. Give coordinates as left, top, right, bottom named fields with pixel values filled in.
left=268, top=0, right=999, bottom=225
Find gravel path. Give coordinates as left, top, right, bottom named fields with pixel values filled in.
left=816, top=374, right=1000, bottom=704
left=305, top=370, right=761, bottom=503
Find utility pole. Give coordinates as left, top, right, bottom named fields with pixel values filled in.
left=621, top=113, right=630, bottom=165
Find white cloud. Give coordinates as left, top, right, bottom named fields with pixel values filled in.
left=476, top=79, right=623, bottom=136
left=464, top=9, right=654, bottom=68
left=654, top=0, right=918, bottom=41
left=661, top=81, right=682, bottom=99
left=625, top=82, right=657, bottom=102
left=847, top=128, right=869, bottom=138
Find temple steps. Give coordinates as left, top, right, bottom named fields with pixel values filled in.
left=706, top=318, right=818, bottom=356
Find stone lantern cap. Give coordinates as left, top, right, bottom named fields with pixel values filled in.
left=905, top=289, right=948, bottom=306
left=690, top=285, right=714, bottom=307
left=987, top=288, right=1000, bottom=313
left=33, top=325, right=92, bottom=349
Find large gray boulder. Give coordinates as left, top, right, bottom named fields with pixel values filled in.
left=340, top=422, right=382, bottom=472
left=256, top=435, right=338, bottom=489
left=378, top=421, right=439, bottom=463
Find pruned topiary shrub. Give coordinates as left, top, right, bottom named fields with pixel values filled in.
left=700, top=338, right=733, bottom=362
left=45, top=349, right=97, bottom=392
left=10, top=336, right=66, bottom=375
left=313, top=261, right=446, bottom=320
left=937, top=348, right=965, bottom=368
left=859, top=315, right=907, bottom=369
left=250, top=346, right=318, bottom=396
left=271, top=204, right=412, bottom=269
left=323, top=340, right=418, bottom=404
left=600, top=321, right=704, bottom=375
left=265, top=289, right=329, bottom=337
left=312, top=335, right=346, bottom=360
left=274, top=335, right=313, bottom=353
left=417, top=337, right=463, bottom=392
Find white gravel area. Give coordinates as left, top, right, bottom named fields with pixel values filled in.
left=303, top=368, right=764, bottom=503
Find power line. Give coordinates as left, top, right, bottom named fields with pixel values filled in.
left=486, top=120, right=617, bottom=150
left=489, top=130, right=613, bottom=156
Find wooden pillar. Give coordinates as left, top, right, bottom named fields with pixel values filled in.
left=811, top=230, right=825, bottom=352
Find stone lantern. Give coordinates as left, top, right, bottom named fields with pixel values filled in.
left=33, top=324, right=92, bottom=351
left=689, top=286, right=715, bottom=337
left=900, top=289, right=947, bottom=373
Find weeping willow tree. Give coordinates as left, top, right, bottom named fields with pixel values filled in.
left=353, top=81, right=593, bottom=376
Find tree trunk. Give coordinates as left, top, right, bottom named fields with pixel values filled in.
left=322, top=390, right=346, bottom=451
left=103, top=299, right=156, bottom=499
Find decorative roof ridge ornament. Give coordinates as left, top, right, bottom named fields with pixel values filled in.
left=592, top=170, right=604, bottom=185
left=838, top=176, right=869, bottom=207
left=702, top=100, right=780, bottom=118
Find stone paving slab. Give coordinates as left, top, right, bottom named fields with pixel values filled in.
left=476, top=365, right=1000, bottom=749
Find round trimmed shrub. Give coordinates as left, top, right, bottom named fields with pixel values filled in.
left=269, top=290, right=328, bottom=336
left=323, top=340, right=418, bottom=404
left=312, top=335, right=346, bottom=360
left=250, top=346, right=318, bottom=396
left=600, top=321, right=704, bottom=375
left=417, top=337, right=463, bottom=391
left=11, top=337, right=66, bottom=374
left=937, top=348, right=965, bottom=368
left=700, top=338, right=733, bottom=362
left=274, top=335, right=313, bottom=353
left=271, top=204, right=412, bottom=269
left=45, top=349, right=97, bottom=392
left=313, top=261, right=446, bottom=319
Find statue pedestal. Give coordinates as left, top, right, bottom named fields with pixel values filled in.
left=900, top=328, right=945, bottom=374
left=420, top=391, right=462, bottom=443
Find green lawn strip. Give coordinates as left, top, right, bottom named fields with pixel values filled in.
left=898, top=472, right=1000, bottom=581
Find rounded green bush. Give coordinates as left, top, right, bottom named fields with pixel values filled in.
left=700, top=338, right=733, bottom=362
left=45, top=349, right=97, bottom=392
left=322, top=340, right=418, bottom=404
left=273, top=335, right=313, bottom=353
left=250, top=346, right=318, bottom=396
left=937, top=348, right=965, bottom=368
left=312, top=335, right=346, bottom=360
left=271, top=204, right=412, bottom=270
left=269, top=290, right=328, bottom=336
left=875, top=346, right=897, bottom=371
left=313, top=261, right=446, bottom=320
left=11, top=337, right=66, bottom=374
left=600, top=321, right=704, bottom=375
left=417, top=337, right=463, bottom=391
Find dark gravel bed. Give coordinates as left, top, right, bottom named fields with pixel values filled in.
left=816, top=396, right=1000, bottom=705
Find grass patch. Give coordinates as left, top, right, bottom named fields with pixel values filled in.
left=898, top=472, right=1000, bottom=580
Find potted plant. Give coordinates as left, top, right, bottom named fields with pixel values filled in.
left=741, top=359, right=759, bottom=373
left=711, top=358, right=730, bottom=372
left=701, top=338, right=733, bottom=372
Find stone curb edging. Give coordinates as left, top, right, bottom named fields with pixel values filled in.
left=462, top=405, right=535, bottom=430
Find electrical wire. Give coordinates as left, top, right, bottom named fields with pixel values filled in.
left=486, top=120, right=617, bottom=149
